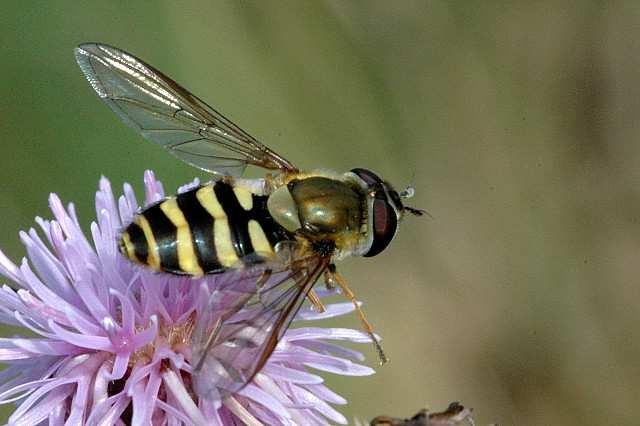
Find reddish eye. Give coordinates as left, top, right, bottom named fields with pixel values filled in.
left=350, top=168, right=399, bottom=257
left=364, top=199, right=398, bottom=257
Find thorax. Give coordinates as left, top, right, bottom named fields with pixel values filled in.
left=262, top=170, right=371, bottom=260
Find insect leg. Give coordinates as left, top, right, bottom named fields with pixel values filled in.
left=194, top=316, right=222, bottom=372
left=306, top=289, right=326, bottom=313
left=323, top=269, right=336, bottom=291
left=327, top=264, right=389, bottom=365
left=256, top=269, right=273, bottom=307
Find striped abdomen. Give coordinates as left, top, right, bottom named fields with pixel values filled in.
left=119, top=181, right=293, bottom=276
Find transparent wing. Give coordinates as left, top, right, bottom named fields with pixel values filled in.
left=192, top=250, right=329, bottom=400
left=74, top=42, right=298, bottom=177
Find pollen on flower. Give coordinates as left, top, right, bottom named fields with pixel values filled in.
left=0, top=171, right=375, bottom=425
left=165, top=314, right=197, bottom=355
left=130, top=314, right=195, bottom=368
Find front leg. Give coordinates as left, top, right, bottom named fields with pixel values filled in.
left=326, top=264, right=389, bottom=365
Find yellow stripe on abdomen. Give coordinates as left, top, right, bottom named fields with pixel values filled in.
left=196, top=186, right=225, bottom=218
left=248, top=220, right=274, bottom=257
left=134, top=215, right=161, bottom=270
left=196, top=185, right=239, bottom=267
left=233, top=187, right=253, bottom=211
left=159, top=199, right=204, bottom=276
left=120, top=231, right=137, bottom=262
left=214, top=218, right=239, bottom=267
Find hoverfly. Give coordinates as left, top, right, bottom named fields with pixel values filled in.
left=74, top=43, right=423, bottom=399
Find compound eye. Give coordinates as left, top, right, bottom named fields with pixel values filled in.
left=364, top=199, right=398, bottom=257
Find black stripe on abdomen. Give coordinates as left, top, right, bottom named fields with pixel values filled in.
left=214, top=181, right=254, bottom=260
left=176, top=188, right=221, bottom=273
left=126, top=222, right=148, bottom=263
left=142, top=204, right=180, bottom=272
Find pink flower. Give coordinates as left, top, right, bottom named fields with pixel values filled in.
left=0, top=171, right=375, bottom=425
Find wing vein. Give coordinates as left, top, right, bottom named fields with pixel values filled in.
left=75, top=42, right=298, bottom=177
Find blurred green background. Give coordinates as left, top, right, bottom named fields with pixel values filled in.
left=2, top=1, right=639, bottom=425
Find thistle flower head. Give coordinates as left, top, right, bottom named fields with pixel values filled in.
left=0, top=171, right=375, bottom=425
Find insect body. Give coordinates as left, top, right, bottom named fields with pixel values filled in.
left=120, top=171, right=393, bottom=275
left=75, top=43, right=423, bottom=398
left=120, top=179, right=294, bottom=276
